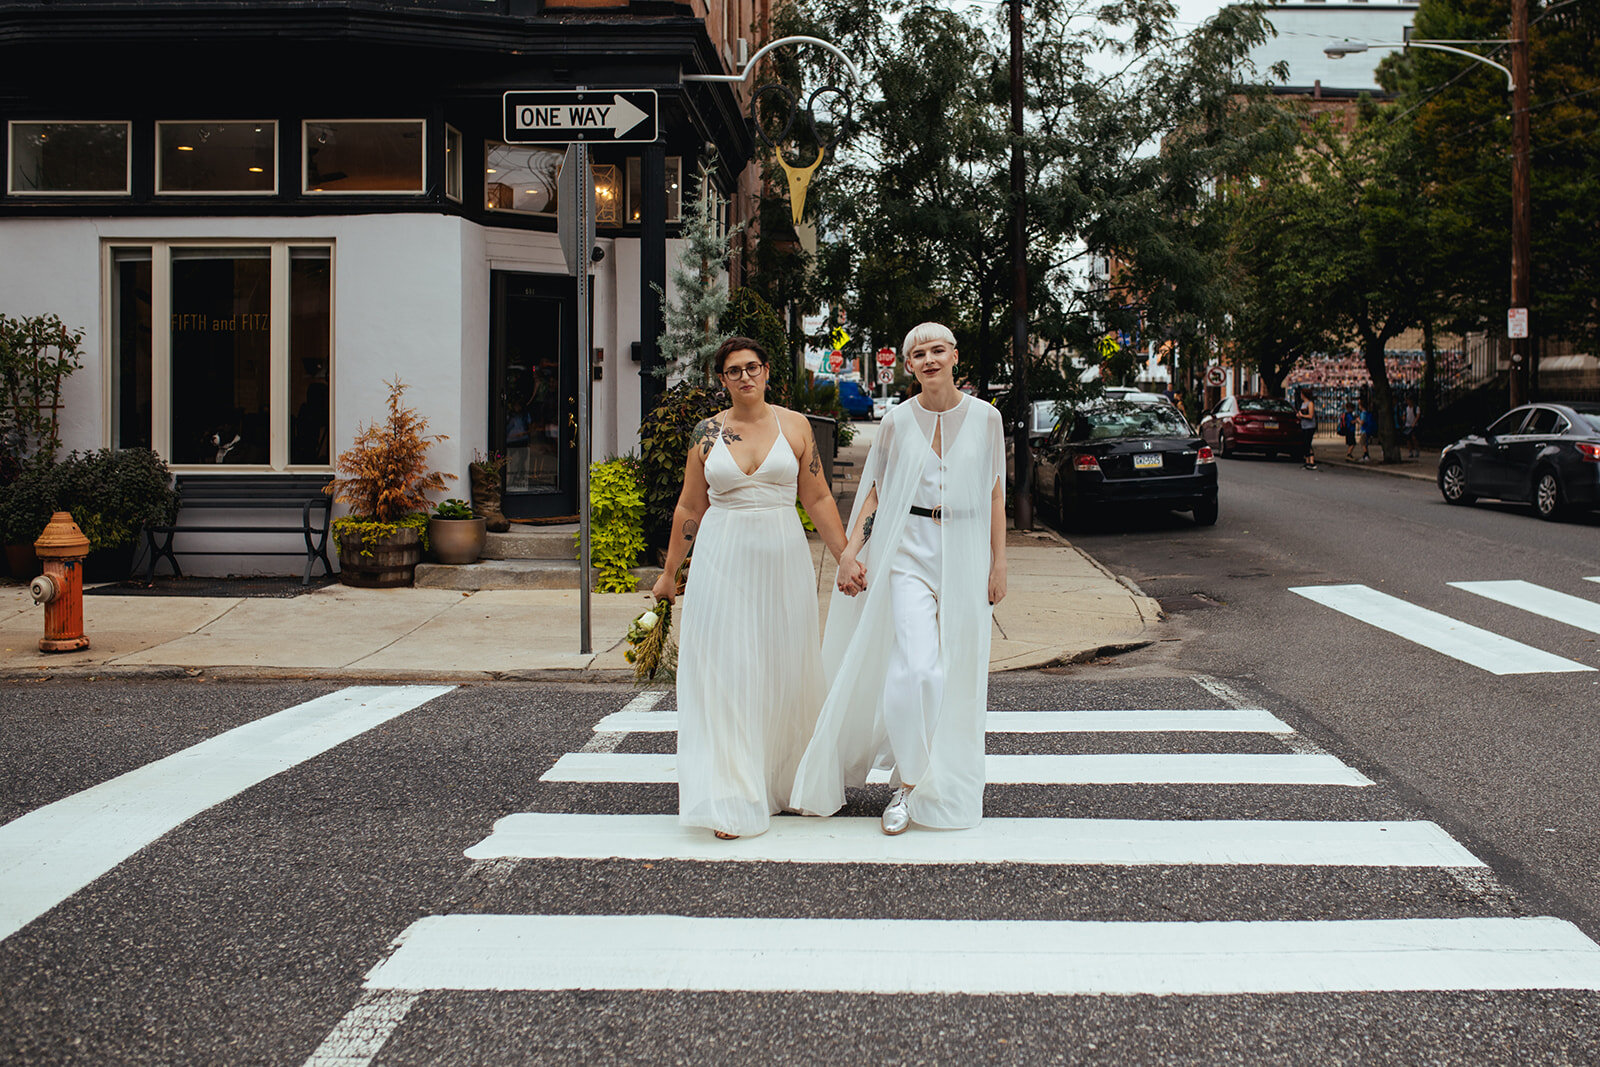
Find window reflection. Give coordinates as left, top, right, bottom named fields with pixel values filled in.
left=169, top=249, right=272, bottom=465
left=157, top=122, right=275, bottom=193
left=9, top=121, right=129, bottom=193
left=290, top=249, right=331, bottom=466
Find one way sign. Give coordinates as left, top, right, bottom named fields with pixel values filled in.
left=502, top=90, right=658, bottom=144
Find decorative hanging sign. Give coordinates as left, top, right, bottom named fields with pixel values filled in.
left=754, top=84, right=851, bottom=226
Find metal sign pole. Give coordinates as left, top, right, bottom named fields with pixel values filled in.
left=575, top=141, right=594, bottom=655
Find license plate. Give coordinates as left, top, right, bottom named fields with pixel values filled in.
left=1133, top=453, right=1163, bottom=470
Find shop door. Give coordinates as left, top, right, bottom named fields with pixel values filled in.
left=490, top=271, right=578, bottom=519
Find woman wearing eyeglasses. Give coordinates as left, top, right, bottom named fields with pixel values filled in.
left=793, top=322, right=1006, bottom=835
left=651, top=336, right=861, bottom=839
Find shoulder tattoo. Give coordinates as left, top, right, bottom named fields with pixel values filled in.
left=691, top=417, right=741, bottom=458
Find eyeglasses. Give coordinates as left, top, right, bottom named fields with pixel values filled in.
left=721, top=362, right=767, bottom=381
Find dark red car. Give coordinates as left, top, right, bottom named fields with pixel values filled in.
left=1197, top=395, right=1303, bottom=459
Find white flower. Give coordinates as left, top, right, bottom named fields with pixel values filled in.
left=636, top=610, right=659, bottom=632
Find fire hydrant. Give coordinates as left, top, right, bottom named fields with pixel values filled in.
left=31, top=510, right=91, bottom=653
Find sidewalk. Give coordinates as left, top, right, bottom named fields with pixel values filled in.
left=0, top=423, right=1162, bottom=682
left=1310, top=432, right=1436, bottom=482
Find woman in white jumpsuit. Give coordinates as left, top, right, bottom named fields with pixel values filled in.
left=792, top=322, right=1008, bottom=834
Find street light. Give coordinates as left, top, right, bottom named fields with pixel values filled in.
left=1325, top=16, right=1531, bottom=405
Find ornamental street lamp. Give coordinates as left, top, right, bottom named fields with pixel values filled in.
left=1325, top=10, right=1531, bottom=407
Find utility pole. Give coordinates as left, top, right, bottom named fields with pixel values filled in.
left=1009, top=0, right=1033, bottom=530
left=1508, top=0, right=1532, bottom=406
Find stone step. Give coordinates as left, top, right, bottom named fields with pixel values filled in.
left=414, top=559, right=663, bottom=591
left=482, top=525, right=578, bottom=560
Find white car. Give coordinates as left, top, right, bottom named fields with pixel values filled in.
left=872, top=396, right=890, bottom=420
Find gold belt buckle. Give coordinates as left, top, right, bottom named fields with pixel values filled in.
left=930, top=505, right=943, bottom=526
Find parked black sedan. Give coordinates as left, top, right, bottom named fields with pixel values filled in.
left=1437, top=402, right=1600, bottom=520
left=1035, top=401, right=1218, bottom=528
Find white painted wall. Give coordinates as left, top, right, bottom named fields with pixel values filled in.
left=0, top=213, right=656, bottom=575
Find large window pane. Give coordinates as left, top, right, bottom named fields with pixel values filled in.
left=625, top=155, right=683, bottom=223
left=305, top=120, right=425, bottom=193
left=485, top=142, right=563, bottom=214
left=112, top=250, right=152, bottom=449
left=169, top=249, right=271, bottom=465
left=289, top=248, right=332, bottom=466
left=157, top=121, right=275, bottom=193
left=9, top=121, right=129, bottom=194
left=445, top=125, right=463, bottom=202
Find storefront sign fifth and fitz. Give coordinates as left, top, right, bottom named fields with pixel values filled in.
left=502, top=90, right=658, bottom=143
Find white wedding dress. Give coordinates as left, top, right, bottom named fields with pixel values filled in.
left=676, top=410, right=824, bottom=837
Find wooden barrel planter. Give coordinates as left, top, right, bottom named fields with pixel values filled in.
left=336, top=525, right=423, bottom=588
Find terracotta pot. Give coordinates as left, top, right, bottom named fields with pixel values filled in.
left=336, top=525, right=423, bottom=588
left=4, top=543, right=42, bottom=581
left=428, top=516, right=487, bottom=565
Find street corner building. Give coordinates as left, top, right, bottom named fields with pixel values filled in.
left=0, top=0, right=764, bottom=571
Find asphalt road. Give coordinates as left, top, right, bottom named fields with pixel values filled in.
left=1065, top=454, right=1600, bottom=941
left=4, top=665, right=1600, bottom=1063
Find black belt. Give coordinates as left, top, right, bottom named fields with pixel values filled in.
left=908, top=505, right=970, bottom=523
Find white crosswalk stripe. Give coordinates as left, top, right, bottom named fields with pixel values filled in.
left=540, top=751, right=1374, bottom=786
left=593, top=708, right=1295, bottom=734
left=306, top=684, right=1600, bottom=1062
left=365, top=914, right=1600, bottom=996
left=1289, top=583, right=1595, bottom=674
left=465, top=813, right=1481, bottom=867
left=1450, top=579, right=1600, bottom=635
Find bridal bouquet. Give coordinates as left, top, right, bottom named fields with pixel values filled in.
left=625, top=598, right=674, bottom=683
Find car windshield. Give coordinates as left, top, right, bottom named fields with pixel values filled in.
left=1568, top=404, right=1600, bottom=433
left=1239, top=398, right=1294, bottom=413
left=1078, top=403, right=1191, bottom=440
left=1031, top=399, right=1064, bottom=434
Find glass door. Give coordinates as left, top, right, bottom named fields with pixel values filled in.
left=490, top=271, right=578, bottom=519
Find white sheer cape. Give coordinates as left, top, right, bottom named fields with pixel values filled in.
left=790, top=395, right=1004, bottom=828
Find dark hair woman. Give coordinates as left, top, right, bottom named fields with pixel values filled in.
left=651, top=336, right=859, bottom=839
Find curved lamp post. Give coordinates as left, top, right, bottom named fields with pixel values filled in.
left=682, top=35, right=863, bottom=84
left=1326, top=28, right=1531, bottom=405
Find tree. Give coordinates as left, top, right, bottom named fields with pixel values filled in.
left=780, top=0, right=1289, bottom=428
left=1380, top=0, right=1600, bottom=377
left=657, top=162, right=736, bottom=384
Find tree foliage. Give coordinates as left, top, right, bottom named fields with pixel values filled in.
left=325, top=378, right=453, bottom=522
left=657, top=163, right=736, bottom=384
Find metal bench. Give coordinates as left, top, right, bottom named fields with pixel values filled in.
left=143, top=474, right=334, bottom=585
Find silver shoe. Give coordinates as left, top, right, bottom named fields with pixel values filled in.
left=881, top=786, right=912, bottom=835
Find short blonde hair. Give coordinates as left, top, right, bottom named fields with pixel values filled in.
left=901, top=321, right=957, bottom=360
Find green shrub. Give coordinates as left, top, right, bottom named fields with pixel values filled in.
left=638, top=379, right=720, bottom=552
left=432, top=498, right=474, bottom=519
left=332, top=512, right=431, bottom=556
left=579, top=456, right=646, bottom=593
left=0, top=448, right=177, bottom=549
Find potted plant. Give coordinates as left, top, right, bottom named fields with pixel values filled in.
left=428, top=497, right=486, bottom=565
left=325, top=378, right=453, bottom=588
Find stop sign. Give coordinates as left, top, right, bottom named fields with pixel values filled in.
left=829, top=350, right=845, bottom=372
left=876, top=347, right=896, bottom=367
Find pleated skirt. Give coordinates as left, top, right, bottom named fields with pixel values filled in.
left=675, top=503, right=824, bottom=836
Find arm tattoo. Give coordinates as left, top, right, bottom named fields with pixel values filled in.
left=808, top=431, right=822, bottom=477
left=862, top=512, right=875, bottom=542
left=683, top=519, right=698, bottom=543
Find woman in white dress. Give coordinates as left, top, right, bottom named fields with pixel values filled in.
left=792, top=322, right=1007, bottom=834
left=651, top=337, right=859, bottom=839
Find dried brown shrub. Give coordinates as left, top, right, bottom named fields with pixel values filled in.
left=325, top=378, right=453, bottom=522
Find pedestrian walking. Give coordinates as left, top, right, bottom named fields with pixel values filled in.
left=652, top=336, right=859, bottom=840
left=1338, top=400, right=1357, bottom=459
left=792, top=322, right=1007, bottom=835
left=1359, top=399, right=1377, bottom=462
left=1403, top=395, right=1420, bottom=458
left=1296, top=387, right=1318, bottom=470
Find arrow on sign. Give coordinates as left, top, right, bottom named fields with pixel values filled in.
left=514, top=95, right=651, bottom=139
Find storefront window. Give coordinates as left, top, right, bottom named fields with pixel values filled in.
left=112, top=250, right=152, bottom=449
left=170, top=248, right=272, bottom=465
left=108, top=241, right=334, bottom=469
left=625, top=155, right=682, bottom=223
left=485, top=142, right=563, bottom=214
left=445, top=125, right=463, bottom=203
left=289, top=248, right=332, bottom=466
left=157, top=121, right=276, bottom=194
left=304, top=120, right=425, bottom=193
left=8, top=121, right=130, bottom=194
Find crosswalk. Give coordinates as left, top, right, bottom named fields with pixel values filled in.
left=308, top=681, right=1600, bottom=1063
left=1291, top=575, right=1600, bottom=674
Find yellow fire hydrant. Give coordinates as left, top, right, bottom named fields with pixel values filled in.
left=31, top=510, right=91, bottom=653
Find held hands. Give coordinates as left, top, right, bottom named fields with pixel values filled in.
left=651, top=571, right=677, bottom=604
left=836, top=554, right=868, bottom=597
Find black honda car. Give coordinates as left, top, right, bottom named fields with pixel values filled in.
left=1035, top=401, right=1218, bottom=528
left=1437, top=402, right=1600, bottom=521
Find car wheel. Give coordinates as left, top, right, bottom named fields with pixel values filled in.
left=1439, top=458, right=1476, bottom=505
left=1534, top=469, right=1567, bottom=521
left=1192, top=498, right=1219, bottom=526
left=1218, top=432, right=1233, bottom=459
